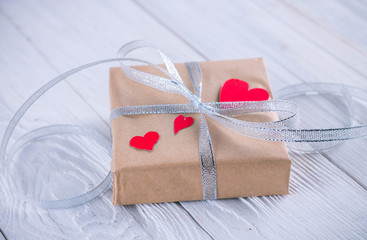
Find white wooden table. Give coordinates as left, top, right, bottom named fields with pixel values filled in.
left=1, top=0, right=367, bottom=239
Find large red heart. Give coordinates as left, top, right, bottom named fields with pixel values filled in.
left=219, top=79, right=269, bottom=102
left=174, top=115, right=194, bottom=134
left=130, top=131, right=160, bottom=151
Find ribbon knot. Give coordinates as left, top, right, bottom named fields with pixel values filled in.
left=190, top=97, right=203, bottom=109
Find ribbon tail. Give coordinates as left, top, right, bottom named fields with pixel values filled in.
left=199, top=113, right=217, bottom=200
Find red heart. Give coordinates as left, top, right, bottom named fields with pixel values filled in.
left=219, top=79, right=269, bottom=102
left=174, top=115, right=194, bottom=134
left=130, top=131, right=160, bottom=151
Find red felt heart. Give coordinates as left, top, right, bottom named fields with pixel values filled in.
left=130, top=131, right=160, bottom=151
left=219, top=79, right=269, bottom=102
left=174, top=115, right=194, bottom=134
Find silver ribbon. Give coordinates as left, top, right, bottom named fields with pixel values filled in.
left=2, top=40, right=367, bottom=209
left=187, top=62, right=217, bottom=199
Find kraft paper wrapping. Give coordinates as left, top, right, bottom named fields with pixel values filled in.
left=109, top=58, right=291, bottom=205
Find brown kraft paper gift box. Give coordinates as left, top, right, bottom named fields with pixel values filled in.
left=109, top=58, right=291, bottom=205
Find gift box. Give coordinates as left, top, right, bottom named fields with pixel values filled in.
left=109, top=58, right=291, bottom=205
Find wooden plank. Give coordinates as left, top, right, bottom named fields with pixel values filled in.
left=181, top=151, right=367, bottom=239
left=320, top=138, right=367, bottom=189
left=282, top=0, right=367, bottom=54
left=0, top=1, right=212, bottom=239
left=139, top=0, right=367, bottom=238
left=0, top=10, right=151, bottom=240
left=0, top=0, right=202, bottom=119
left=136, top=0, right=367, bottom=88
left=252, top=0, right=367, bottom=191
left=254, top=0, right=367, bottom=78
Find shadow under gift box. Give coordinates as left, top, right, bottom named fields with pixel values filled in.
left=109, top=58, right=291, bottom=205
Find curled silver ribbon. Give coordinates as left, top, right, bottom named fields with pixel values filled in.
left=2, top=40, right=367, bottom=208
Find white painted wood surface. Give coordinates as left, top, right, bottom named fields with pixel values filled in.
left=1, top=0, right=366, bottom=239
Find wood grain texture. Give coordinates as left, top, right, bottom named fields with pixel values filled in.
left=0, top=1, right=211, bottom=239
left=139, top=0, right=367, bottom=238
left=181, top=151, right=367, bottom=239
left=253, top=0, right=367, bottom=192
left=254, top=0, right=367, bottom=79
left=0, top=6, right=150, bottom=240
left=138, top=0, right=367, bottom=87
left=283, top=0, right=367, bottom=54
left=1, top=0, right=367, bottom=239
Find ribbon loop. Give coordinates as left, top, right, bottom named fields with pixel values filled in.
left=117, top=40, right=185, bottom=95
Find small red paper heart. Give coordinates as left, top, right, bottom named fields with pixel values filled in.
left=130, top=131, right=160, bottom=151
left=219, top=79, right=269, bottom=102
left=174, top=115, right=194, bottom=134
